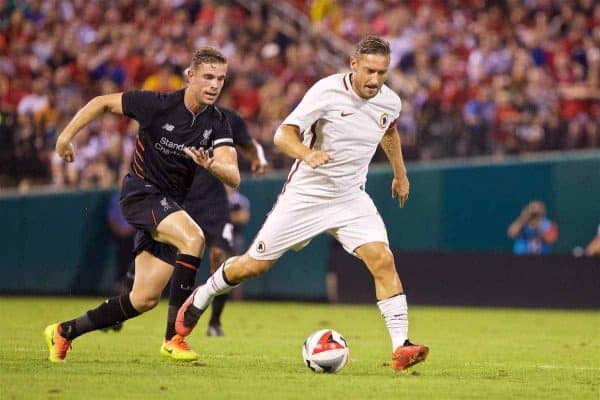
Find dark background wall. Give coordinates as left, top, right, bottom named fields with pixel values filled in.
left=1, top=151, right=599, bottom=307
left=328, top=245, right=600, bottom=309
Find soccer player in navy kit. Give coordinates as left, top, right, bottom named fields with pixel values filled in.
left=120, top=108, right=264, bottom=340
left=45, top=47, right=239, bottom=362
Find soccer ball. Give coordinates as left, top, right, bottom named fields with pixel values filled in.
left=302, top=329, right=349, bottom=373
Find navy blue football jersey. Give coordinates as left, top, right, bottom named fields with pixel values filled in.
left=122, top=89, right=233, bottom=200
left=184, top=107, right=253, bottom=218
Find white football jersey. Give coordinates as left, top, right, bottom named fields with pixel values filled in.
left=281, top=73, right=401, bottom=198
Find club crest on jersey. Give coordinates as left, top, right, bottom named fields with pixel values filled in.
left=379, top=113, right=390, bottom=129
left=160, top=197, right=171, bottom=211
left=199, top=128, right=212, bottom=145
left=257, top=241, right=266, bottom=253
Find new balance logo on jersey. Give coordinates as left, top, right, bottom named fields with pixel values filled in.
left=162, top=123, right=175, bottom=132
left=199, top=128, right=212, bottom=145
left=160, top=197, right=171, bottom=211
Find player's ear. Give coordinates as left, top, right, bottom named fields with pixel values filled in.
left=349, top=56, right=358, bottom=71
left=185, top=67, right=193, bottom=81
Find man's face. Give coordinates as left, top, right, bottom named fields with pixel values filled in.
left=349, top=53, right=390, bottom=99
left=187, top=62, right=228, bottom=105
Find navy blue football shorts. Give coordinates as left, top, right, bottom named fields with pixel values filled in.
left=119, top=173, right=184, bottom=264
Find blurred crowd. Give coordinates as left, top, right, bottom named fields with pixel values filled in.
left=0, top=0, right=334, bottom=189
left=310, top=0, right=600, bottom=159
left=1, top=0, right=599, bottom=190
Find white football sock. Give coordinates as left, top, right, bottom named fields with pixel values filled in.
left=192, top=261, right=237, bottom=309
left=377, top=294, right=409, bottom=351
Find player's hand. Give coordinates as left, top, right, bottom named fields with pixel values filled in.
left=250, top=159, right=267, bottom=175
left=392, top=174, right=410, bottom=208
left=184, top=146, right=213, bottom=169
left=302, top=150, right=332, bottom=169
left=56, top=136, right=75, bottom=163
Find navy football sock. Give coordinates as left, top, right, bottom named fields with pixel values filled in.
left=165, top=254, right=200, bottom=340
left=60, top=294, right=140, bottom=340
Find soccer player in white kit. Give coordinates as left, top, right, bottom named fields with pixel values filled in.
left=176, top=36, right=429, bottom=371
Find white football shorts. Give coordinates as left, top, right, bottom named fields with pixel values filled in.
left=248, top=190, right=389, bottom=260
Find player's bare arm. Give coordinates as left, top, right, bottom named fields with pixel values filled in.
left=274, top=124, right=331, bottom=169
left=184, top=145, right=240, bottom=188
left=380, top=125, right=409, bottom=207
left=56, top=93, right=124, bottom=163
left=236, top=140, right=268, bottom=175
left=585, top=235, right=600, bottom=256
left=507, top=205, right=533, bottom=238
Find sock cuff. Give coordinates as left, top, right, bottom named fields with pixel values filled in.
left=207, top=262, right=238, bottom=296
left=222, top=265, right=235, bottom=286
left=176, top=253, right=201, bottom=271
left=118, top=294, right=141, bottom=319
left=377, top=293, right=407, bottom=310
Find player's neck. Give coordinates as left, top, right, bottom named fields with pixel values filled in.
left=183, top=89, right=208, bottom=115
left=349, top=73, right=367, bottom=100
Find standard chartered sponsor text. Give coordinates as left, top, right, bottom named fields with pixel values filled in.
left=155, top=136, right=188, bottom=157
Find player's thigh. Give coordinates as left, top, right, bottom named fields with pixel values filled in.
left=152, top=210, right=205, bottom=250
left=130, top=250, right=173, bottom=301
left=329, top=194, right=389, bottom=257
left=248, top=194, right=327, bottom=260
left=354, top=241, right=395, bottom=272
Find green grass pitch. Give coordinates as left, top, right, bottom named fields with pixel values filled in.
left=0, top=297, right=598, bottom=399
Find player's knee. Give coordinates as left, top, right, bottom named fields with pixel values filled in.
left=180, top=227, right=205, bottom=256
left=130, top=292, right=160, bottom=312
left=369, top=248, right=395, bottom=279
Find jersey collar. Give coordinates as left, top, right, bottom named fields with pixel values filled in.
left=343, top=73, right=381, bottom=100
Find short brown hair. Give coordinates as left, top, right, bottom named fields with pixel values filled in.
left=191, top=46, right=227, bottom=69
left=354, top=35, right=391, bottom=57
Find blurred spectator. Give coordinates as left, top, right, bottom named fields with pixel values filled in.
left=508, top=201, right=559, bottom=255
left=142, top=64, right=184, bottom=92
left=17, top=77, right=48, bottom=117
left=584, top=224, right=600, bottom=256
left=463, top=85, right=495, bottom=156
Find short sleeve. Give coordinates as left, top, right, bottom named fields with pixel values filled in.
left=122, top=91, right=162, bottom=127
left=212, top=114, right=234, bottom=149
left=388, top=92, right=402, bottom=128
left=281, top=79, right=330, bottom=133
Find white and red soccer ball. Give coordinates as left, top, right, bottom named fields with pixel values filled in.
left=302, top=329, right=349, bottom=373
